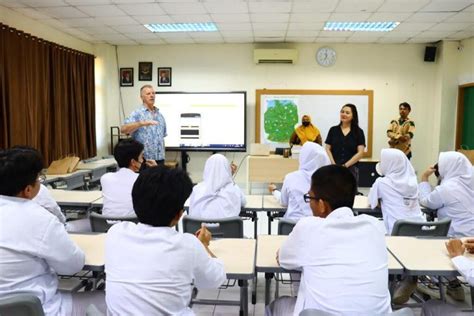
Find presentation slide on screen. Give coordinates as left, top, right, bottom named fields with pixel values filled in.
left=156, top=92, right=246, bottom=150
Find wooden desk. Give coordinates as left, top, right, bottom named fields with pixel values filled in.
left=247, top=155, right=298, bottom=193
left=77, top=159, right=118, bottom=182
left=49, top=189, right=103, bottom=209
left=69, top=233, right=105, bottom=271
left=199, top=238, right=256, bottom=316
left=44, top=170, right=89, bottom=190
left=256, top=235, right=404, bottom=305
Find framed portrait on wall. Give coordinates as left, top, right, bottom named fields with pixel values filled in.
left=138, top=62, right=152, bottom=81
left=158, top=67, right=172, bottom=87
left=119, top=68, right=134, bottom=87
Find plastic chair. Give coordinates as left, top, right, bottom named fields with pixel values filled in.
left=278, top=218, right=297, bottom=235
left=182, top=215, right=243, bottom=238
left=391, top=218, right=451, bottom=237
left=89, top=211, right=139, bottom=233
left=0, top=294, right=44, bottom=316
left=299, top=307, right=414, bottom=316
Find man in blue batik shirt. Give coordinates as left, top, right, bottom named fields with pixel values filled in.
left=121, top=85, right=167, bottom=165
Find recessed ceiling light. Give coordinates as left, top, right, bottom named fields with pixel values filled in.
left=144, top=23, right=218, bottom=33
left=324, top=22, right=400, bottom=32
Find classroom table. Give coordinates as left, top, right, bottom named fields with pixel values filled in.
left=76, top=159, right=118, bottom=183
left=45, top=170, right=89, bottom=190
left=246, top=155, right=298, bottom=193
left=69, top=233, right=106, bottom=271
left=49, top=189, right=103, bottom=210
left=256, top=235, right=404, bottom=306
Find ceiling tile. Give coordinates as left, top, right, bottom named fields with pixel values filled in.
left=171, top=14, right=213, bottom=23
left=350, top=31, right=385, bottom=37
left=251, top=13, right=289, bottom=23
left=335, top=0, right=385, bottom=13
left=160, top=2, right=206, bottom=15
left=107, top=39, right=138, bottom=45
left=383, top=30, right=420, bottom=37
left=76, top=5, right=126, bottom=17
left=223, top=37, right=253, bottom=43
left=319, top=30, right=354, bottom=37
left=419, top=0, right=473, bottom=12
left=418, top=30, right=456, bottom=38
left=285, top=37, right=315, bottom=42
left=157, top=32, right=192, bottom=39
left=65, top=0, right=112, bottom=4
left=254, top=37, right=285, bottom=42
left=133, top=15, right=174, bottom=24
left=289, top=13, right=331, bottom=22
left=112, top=24, right=149, bottom=33
left=215, top=23, right=252, bottom=30
left=14, top=7, right=53, bottom=19
left=291, top=0, right=339, bottom=13
left=406, top=12, right=455, bottom=22
left=211, top=13, right=250, bottom=22
left=315, top=37, right=348, bottom=43
left=249, top=2, right=291, bottom=13
left=40, top=6, right=89, bottom=18
left=163, top=37, right=196, bottom=44
left=19, top=0, right=67, bottom=7
left=367, top=12, right=412, bottom=22
left=136, top=38, right=166, bottom=44
left=286, top=30, right=318, bottom=37
left=377, top=0, right=430, bottom=13
left=219, top=30, right=253, bottom=37
left=97, top=33, right=130, bottom=40
left=329, top=13, right=372, bottom=21
left=464, top=4, right=474, bottom=12
left=443, top=12, right=474, bottom=23
left=287, top=22, right=325, bottom=31
left=345, top=37, right=379, bottom=43
left=394, top=22, right=435, bottom=31
left=252, top=22, right=287, bottom=30
left=111, top=0, right=155, bottom=3
left=253, top=30, right=286, bottom=37
left=204, top=2, right=248, bottom=14
left=0, top=1, right=28, bottom=8
left=117, top=3, right=165, bottom=15
left=189, top=31, right=223, bottom=38
left=429, top=22, right=472, bottom=31
left=406, top=37, right=441, bottom=43
left=95, top=16, right=138, bottom=25
left=377, top=37, right=409, bottom=43
left=446, top=30, right=474, bottom=39
left=122, top=32, right=159, bottom=39
left=41, top=19, right=70, bottom=28
left=59, top=17, right=101, bottom=26
left=78, top=26, right=119, bottom=34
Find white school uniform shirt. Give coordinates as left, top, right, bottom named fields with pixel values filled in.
left=368, top=148, right=424, bottom=234
left=272, top=142, right=331, bottom=220
left=100, top=168, right=138, bottom=218
left=451, top=256, right=474, bottom=286
left=33, top=184, right=66, bottom=224
left=0, top=195, right=85, bottom=316
left=105, top=222, right=226, bottom=316
left=279, top=207, right=392, bottom=316
left=419, top=152, right=474, bottom=237
left=189, top=154, right=246, bottom=218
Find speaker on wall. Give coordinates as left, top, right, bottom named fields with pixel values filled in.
left=424, top=46, right=437, bottom=62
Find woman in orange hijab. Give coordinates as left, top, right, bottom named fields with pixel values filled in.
left=289, top=115, right=322, bottom=145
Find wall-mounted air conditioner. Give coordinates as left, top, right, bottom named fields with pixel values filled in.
left=253, top=49, right=298, bottom=64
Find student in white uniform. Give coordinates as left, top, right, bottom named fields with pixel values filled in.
left=419, top=151, right=474, bottom=237
left=105, top=166, right=227, bottom=315
left=0, top=147, right=106, bottom=316
left=368, top=148, right=424, bottom=234
left=268, top=142, right=331, bottom=220
left=266, top=165, right=391, bottom=316
left=189, top=153, right=245, bottom=218
left=101, top=138, right=156, bottom=218
left=422, top=239, right=474, bottom=316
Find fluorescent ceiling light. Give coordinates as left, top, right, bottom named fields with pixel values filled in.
left=324, top=22, right=400, bottom=32
left=144, top=23, right=218, bottom=33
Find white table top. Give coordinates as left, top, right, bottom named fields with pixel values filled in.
left=256, top=235, right=403, bottom=273
left=77, top=159, right=117, bottom=170
left=245, top=195, right=263, bottom=209
left=49, top=189, right=103, bottom=204
left=209, top=238, right=256, bottom=278
left=45, top=169, right=89, bottom=178
left=262, top=195, right=370, bottom=211
left=69, top=233, right=105, bottom=271
left=386, top=236, right=474, bottom=276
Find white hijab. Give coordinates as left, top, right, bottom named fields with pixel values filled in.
left=188, top=154, right=241, bottom=218
left=438, top=151, right=474, bottom=209
left=298, top=142, right=331, bottom=178
left=369, top=148, right=418, bottom=208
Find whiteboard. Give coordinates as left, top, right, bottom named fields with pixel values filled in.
left=256, top=89, right=373, bottom=157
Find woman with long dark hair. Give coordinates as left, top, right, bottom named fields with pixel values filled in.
left=325, top=103, right=366, bottom=183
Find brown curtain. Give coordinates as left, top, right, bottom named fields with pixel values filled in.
left=0, top=23, right=96, bottom=164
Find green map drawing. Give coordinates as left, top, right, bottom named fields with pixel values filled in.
left=264, top=99, right=298, bottom=142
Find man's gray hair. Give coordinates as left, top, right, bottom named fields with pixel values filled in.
left=140, top=85, right=154, bottom=96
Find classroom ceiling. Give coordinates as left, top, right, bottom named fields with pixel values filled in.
left=1, top=0, right=473, bottom=45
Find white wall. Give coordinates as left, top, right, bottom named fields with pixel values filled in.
left=101, top=42, right=444, bottom=182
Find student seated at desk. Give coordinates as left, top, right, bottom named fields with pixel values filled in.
left=368, top=148, right=424, bottom=234
left=188, top=153, right=246, bottom=218
left=419, top=151, right=474, bottom=238
left=268, top=142, right=330, bottom=220
left=101, top=138, right=156, bottom=218
left=0, top=147, right=106, bottom=316
left=105, top=166, right=226, bottom=315
left=266, top=165, right=391, bottom=316
left=422, top=239, right=474, bottom=316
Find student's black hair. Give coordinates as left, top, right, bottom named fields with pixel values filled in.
left=114, top=138, right=144, bottom=168
left=310, top=165, right=357, bottom=211
left=0, top=146, right=44, bottom=196
left=399, top=102, right=411, bottom=111
left=132, top=166, right=193, bottom=227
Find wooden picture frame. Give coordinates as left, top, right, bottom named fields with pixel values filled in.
left=119, top=68, right=133, bottom=87
left=158, top=67, right=172, bottom=87
left=138, top=62, right=152, bottom=81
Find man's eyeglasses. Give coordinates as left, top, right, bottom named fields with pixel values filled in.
left=303, top=193, right=318, bottom=203
left=38, top=173, right=46, bottom=184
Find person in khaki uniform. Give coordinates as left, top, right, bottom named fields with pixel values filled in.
left=387, top=102, right=415, bottom=159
